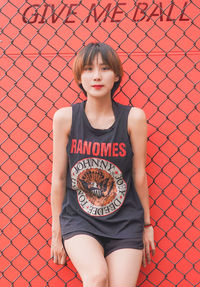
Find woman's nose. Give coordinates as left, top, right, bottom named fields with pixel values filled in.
left=92, top=68, right=102, bottom=80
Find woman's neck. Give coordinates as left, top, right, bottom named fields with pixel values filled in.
left=85, top=96, right=113, bottom=116
left=85, top=96, right=115, bottom=129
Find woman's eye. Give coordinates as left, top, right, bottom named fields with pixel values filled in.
left=102, top=66, right=110, bottom=70
left=84, top=66, right=92, bottom=71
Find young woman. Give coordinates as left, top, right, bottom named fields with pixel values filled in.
left=51, top=42, right=155, bottom=287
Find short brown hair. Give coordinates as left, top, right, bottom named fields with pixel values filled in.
left=73, top=42, right=123, bottom=97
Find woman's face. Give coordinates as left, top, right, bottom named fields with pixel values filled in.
left=80, top=53, right=119, bottom=99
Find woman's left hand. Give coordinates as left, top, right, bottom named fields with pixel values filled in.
left=142, top=226, right=155, bottom=267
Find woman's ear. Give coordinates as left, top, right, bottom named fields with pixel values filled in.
left=114, top=75, right=119, bottom=82
left=78, top=79, right=82, bottom=85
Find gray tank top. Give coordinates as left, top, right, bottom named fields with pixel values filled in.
left=60, top=100, right=144, bottom=239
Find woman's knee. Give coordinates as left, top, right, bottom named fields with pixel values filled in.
left=82, top=264, right=108, bottom=287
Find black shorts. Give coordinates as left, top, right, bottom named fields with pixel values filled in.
left=63, top=231, right=144, bottom=257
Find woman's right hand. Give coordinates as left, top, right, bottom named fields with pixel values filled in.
left=51, top=236, right=67, bottom=265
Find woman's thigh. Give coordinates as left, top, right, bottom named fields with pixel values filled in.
left=64, top=234, right=108, bottom=285
left=106, top=248, right=143, bottom=287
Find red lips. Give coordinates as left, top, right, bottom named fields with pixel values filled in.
left=92, top=85, right=104, bottom=89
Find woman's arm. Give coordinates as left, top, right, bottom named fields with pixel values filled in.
left=51, top=107, right=72, bottom=265
left=128, top=107, right=155, bottom=266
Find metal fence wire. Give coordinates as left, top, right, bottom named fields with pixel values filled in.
left=0, top=0, right=200, bottom=286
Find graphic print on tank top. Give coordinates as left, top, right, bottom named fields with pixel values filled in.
left=71, top=157, right=127, bottom=217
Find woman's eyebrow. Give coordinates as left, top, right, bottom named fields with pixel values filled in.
left=86, top=60, right=108, bottom=66
left=99, top=62, right=108, bottom=65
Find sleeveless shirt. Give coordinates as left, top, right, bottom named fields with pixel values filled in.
left=60, top=100, right=144, bottom=240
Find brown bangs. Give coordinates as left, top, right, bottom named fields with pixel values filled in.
left=72, top=42, right=123, bottom=97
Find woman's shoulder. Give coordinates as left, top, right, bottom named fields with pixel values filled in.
left=53, top=106, right=72, bottom=120
left=53, top=107, right=72, bottom=132
left=128, top=107, right=147, bottom=133
left=114, top=101, right=145, bottom=117
left=129, top=106, right=146, bottom=121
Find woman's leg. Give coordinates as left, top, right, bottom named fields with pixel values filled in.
left=64, top=234, right=108, bottom=287
left=106, top=248, right=143, bottom=287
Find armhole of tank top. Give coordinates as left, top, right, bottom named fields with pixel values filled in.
left=126, top=106, right=132, bottom=133
left=70, top=104, right=76, bottom=133
left=66, top=105, right=76, bottom=153
left=126, top=106, right=134, bottom=153
left=116, top=103, right=132, bottom=135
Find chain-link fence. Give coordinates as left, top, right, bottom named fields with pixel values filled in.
left=0, top=0, right=199, bottom=286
